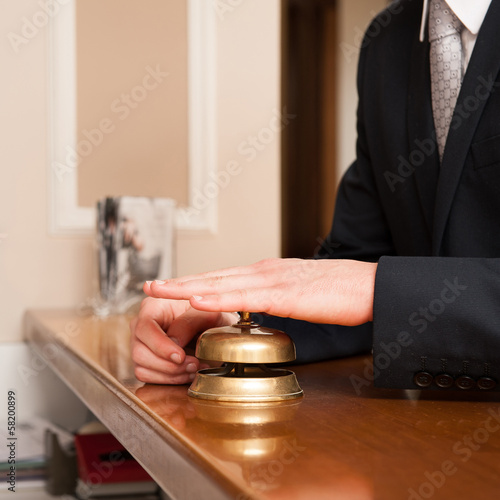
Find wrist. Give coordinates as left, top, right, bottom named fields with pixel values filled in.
left=360, top=261, right=377, bottom=323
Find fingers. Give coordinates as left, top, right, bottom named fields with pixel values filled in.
left=133, top=311, right=187, bottom=365
left=147, top=274, right=269, bottom=303
left=130, top=297, right=235, bottom=385
left=143, top=258, right=293, bottom=299
left=149, top=262, right=262, bottom=286
left=132, top=339, right=201, bottom=385
left=142, top=258, right=298, bottom=318
left=130, top=298, right=192, bottom=384
left=132, top=335, right=198, bottom=373
left=188, top=288, right=290, bottom=318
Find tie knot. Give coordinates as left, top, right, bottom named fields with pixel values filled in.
left=428, top=0, right=463, bottom=43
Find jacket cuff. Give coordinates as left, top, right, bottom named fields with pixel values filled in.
left=373, top=256, right=498, bottom=391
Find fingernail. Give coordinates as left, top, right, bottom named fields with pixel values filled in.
left=189, top=373, right=196, bottom=381
left=155, top=280, right=166, bottom=285
left=186, top=363, right=197, bottom=373
left=191, top=295, right=204, bottom=301
left=171, top=353, right=182, bottom=364
left=170, top=337, right=180, bottom=345
left=200, top=363, right=210, bottom=370
left=145, top=281, right=152, bottom=286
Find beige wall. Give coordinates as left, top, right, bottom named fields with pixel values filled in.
left=0, top=0, right=384, bottom=342
left=1, top=0, right=92, bottom=342
left=0, top=0, right=281, bottom=342
left=76, top=0, right=189, bottom=206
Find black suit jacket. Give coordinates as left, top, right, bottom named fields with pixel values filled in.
left=261, top=0, right=500, bottom=392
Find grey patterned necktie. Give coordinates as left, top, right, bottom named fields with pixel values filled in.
left=429, top=0, right=464, bottom=159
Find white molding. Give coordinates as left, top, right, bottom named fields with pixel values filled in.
left=179, top=0, right=218, bottom=233
left=47, top=0, right=93, bottom=235
left=47, top=0, right=218, bottom=236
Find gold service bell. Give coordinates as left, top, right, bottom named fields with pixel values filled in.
left=188, top=312, right=304, bottom=402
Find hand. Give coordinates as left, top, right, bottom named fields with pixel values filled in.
left=130, top=297, right=237, bottom=385
left=145, top=258, right=377, bottom=326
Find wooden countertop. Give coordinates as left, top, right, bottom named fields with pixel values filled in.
left=25, top=309, right=500, bottom=500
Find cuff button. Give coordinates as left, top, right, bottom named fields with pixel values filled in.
left=455, top=375, right=475, bottom=390
left=435, top=373, right=454, bottom=388
left=414, top=371, right=433, bottom=388
left=477, top=377, right=496, bottom=390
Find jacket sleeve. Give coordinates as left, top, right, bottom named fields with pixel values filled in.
left=373, top=257, right=500, bottom=390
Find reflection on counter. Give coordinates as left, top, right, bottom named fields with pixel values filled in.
left=134, top=384, right=372, bottom=500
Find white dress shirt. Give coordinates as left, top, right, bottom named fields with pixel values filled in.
left=420, top=0, right=492, bottom=71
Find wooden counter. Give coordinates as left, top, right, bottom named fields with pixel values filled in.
left=25, top=310, right=500, bottom=500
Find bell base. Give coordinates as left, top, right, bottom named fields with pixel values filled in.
left=188, top=366, right=304, bottom=403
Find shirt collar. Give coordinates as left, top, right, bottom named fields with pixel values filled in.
left=419, top=0, right=492, bottom=41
